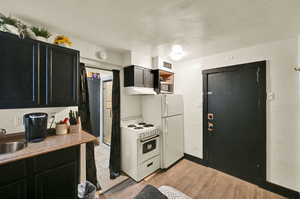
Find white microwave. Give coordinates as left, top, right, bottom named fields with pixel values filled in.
left=152, top=56, right=173, bottom=72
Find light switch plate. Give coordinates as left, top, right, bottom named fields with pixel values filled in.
left=267, top=92, right=275, bottom=101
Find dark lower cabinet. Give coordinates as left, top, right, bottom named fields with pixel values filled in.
left=0, top=146, right=80, bottom=199
left=0, top=180, right=27, bottom=199
left=35, top=162, right=77, bottom=199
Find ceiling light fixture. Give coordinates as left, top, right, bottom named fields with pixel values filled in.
left=169, top=44, right=185, bottom=61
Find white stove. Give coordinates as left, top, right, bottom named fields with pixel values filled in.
left=121, top=119, right=160, bottom=140
left=121, top=118, right=161, bottom=182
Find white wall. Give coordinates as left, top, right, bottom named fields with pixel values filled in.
left=120, top=71, right=142, bottom=119
left=71, top=37, right=124, bottom=66
left=174, top=37, right=300, bottom=191
left=0, top=107, right=78, bottom=134
left=123, top=50, right=152, bottom=69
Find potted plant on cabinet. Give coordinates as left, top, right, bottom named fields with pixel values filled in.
left=0, top=15, right=20, bottom=36
left=31, top=26, right=51, bottom=42
left=54, top=35, right=72, bottom=47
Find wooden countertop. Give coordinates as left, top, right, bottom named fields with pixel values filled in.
left=0, top=131, right=96, bottom=166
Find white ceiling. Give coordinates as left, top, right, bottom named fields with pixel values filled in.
left=1, top=0, right=300, bottom=59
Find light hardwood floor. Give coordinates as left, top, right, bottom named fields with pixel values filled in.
left=98, top=159, right=286, bottom=199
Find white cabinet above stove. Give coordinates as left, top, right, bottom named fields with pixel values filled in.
left=152, top=56, right=173, bottom=73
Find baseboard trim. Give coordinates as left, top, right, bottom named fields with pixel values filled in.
left=184, top=153, right=300, bottom=199
left=261, top=182, right=300, bottom=199
left=184, top=153, right=207, bottom=166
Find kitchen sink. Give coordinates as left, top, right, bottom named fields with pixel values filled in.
left=0, top=141, right=27, bottom=154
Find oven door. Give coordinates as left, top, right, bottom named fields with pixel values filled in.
left=138, top=135, right=160, bottom=163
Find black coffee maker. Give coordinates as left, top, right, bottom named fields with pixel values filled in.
left=24, top=113, right=48, bottom=142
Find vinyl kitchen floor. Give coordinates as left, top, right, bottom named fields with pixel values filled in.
left=98, top=159, right=286, bottom=199
left=94, top=143, right=129, bottom=192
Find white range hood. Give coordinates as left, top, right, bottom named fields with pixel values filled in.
left=125, top=87, right=157, bottom=95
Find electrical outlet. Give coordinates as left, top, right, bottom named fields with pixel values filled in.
left=14, top=115, right=23, bottom=127
left=49, top=112, right=56, bottom=118
left=48, top=113, right=56, bottom=127
left=228, top=55, right=234, bottom=60
left=267, top=92, right=275, bottom=101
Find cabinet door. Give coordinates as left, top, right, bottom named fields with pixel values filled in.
left=143, top=69, right=153, bottom=88
left=48, top=47, right=79, bottom=106
left=35, top=162, right=78, bottom=199
left=134, top=67, right=144, bottom=87
left=0, top=179, right=27, bottom=199
left=0, top=33, right=39, bottom=108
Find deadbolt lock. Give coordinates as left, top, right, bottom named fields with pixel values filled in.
left=208, top=113, right=214, bottom=120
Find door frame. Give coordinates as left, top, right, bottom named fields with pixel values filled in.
left=202, top=61, right=267, bottom=184
left=102, top=78, right=113, bottom=146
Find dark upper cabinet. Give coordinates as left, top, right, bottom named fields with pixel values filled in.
left=0, top=33, right=39, bottom=108
left=0, top=32, right=79, bottom=109
left=143, top=69, right=154, bottom=88
left=124, top=65, right=153, bottom=88
left=134, top=67, right=144, bottom=87
left=45, top=46, right=79, bottom=106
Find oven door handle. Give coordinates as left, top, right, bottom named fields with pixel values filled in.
left=140, top=135, right=159, bottom=143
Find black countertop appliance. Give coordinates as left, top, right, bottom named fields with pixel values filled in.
left=24, top=113, right=48, bottom=142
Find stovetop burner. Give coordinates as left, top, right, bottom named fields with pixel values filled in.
left=138, top=122, right=146, bottom=125
left=144, top=124, right=154, bottom=127
left=128, top=124, right=136, bottom=128
left=134, top=127, right=144, bottom=130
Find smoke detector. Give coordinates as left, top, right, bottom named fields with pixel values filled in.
left=96, top=50, right=107, bottom=60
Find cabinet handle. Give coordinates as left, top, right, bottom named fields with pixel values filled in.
left=36, top=44, right=40, bottom=104
left=147, top=162, right=153, bottom=167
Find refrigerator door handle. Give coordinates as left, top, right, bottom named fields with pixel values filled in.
left=165, top=119, right=168, bottom=134
left=165, top=97, right=168, bottom=117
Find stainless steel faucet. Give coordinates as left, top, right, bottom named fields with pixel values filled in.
left=0, top=129, right=6, bottom=136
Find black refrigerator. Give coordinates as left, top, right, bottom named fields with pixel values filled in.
left=87, top=72, right=101, bottom=137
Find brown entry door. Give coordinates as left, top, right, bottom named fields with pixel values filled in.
left=203, top=61, right=266, bottom=184
left=103, top=80, right=112, bottom=145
